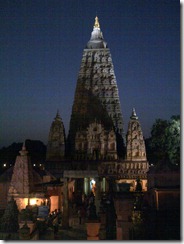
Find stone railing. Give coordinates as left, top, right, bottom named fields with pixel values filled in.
left=98, top=161, right=149, bottom=179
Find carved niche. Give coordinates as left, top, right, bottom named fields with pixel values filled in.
left=75, top=121, right=117, bottom=160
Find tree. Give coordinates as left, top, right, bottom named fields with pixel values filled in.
left=165, top=115, right=180, bottom=165
left=0, top=197, right=19, bottom=233
left=146, top=116, right=180, bottom=166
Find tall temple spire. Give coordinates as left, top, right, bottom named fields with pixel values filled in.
left=68, top=16, right=125, bottom=159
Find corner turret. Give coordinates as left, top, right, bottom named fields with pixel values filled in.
left=46, top=111, right=66, bottom=161
left=126, top=108, right=147, bottom=161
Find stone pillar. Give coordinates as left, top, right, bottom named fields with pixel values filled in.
left=102, top=177, right=106, bottom=192
left=95, top=177, right=100, bottom=214
left=62, top=178, right=69, bottom=228
left=88, top=178, right=91, bottom=195
left=84, top=178, right=89, bottom=196
left=116, top=216, right=123, bottom=240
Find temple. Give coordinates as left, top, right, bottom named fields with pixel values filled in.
left=0, top=16, right=179, bottom=241
left=44, top=16, right=149, bottom=199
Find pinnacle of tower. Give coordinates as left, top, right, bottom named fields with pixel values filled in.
left=19, top=142, right=28, bottom=156
left=130, top=108, right=138, bottom=120
left=87, top=16, right=107, bottom=49
left=55, top=110, right=62, bottom=121
left=94, top=16, right=100, bottom=28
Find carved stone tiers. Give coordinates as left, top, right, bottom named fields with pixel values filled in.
left=98, top=161, right=149, bottom=179
left=126, top=108, right=147, bottom=161
left=8, top=143, right=36, bottom=209
left=68, top=17, right=125, bottom=159
left=8, top=143, right=34, bottom=197
left=46, top=111, right=66, bottom=161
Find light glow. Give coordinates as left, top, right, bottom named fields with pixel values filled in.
left=91, top=179, right=95, bottom=185
left=30, top=198, right=37, bottom=205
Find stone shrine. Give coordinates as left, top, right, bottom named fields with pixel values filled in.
left=75, top=120, right=117, bottom=160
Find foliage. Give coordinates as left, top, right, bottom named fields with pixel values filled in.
left=132, top=211, right=143, bottom=225
left=164, top=116, right=180, bottom=165
left=146, top=115, right=180, bottom=166
left=131, top=210, right=145, bottom=240
left=0, top=198, right=19, bottom=232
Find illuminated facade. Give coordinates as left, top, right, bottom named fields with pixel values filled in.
left=8, top=143, right=48, bottom=210
left=115, top=108, right=149, bottom=191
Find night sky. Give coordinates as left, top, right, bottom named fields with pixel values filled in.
left=0, top=0, right=180, bottom=148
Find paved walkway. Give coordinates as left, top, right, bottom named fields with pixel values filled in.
left=55, top=222, right=87, bottom=240
left=54, top=215, right=87, bottom=240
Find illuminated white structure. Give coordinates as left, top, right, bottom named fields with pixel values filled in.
left=8, top=143, right=47, bottom=210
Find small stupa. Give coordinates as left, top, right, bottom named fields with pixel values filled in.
left=8, top=142, right=43, bottom=210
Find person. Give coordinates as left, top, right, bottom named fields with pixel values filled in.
left=78, top=208, right=82, bottom=224
left=54, top=223, right=59, bottom=235
left=89, top=191, right=95, bottom=204
left=80, top=206, right=86, bottom=224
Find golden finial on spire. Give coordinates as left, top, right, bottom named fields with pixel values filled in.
left=94, top=16, right=100, bottom=28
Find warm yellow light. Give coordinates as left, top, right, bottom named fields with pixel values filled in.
left=30, top=198, right=37, bottom=205
left=23, top=198, right=29, bottom=207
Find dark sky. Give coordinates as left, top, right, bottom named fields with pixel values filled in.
left=0, top=0, right=180, bottom=148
